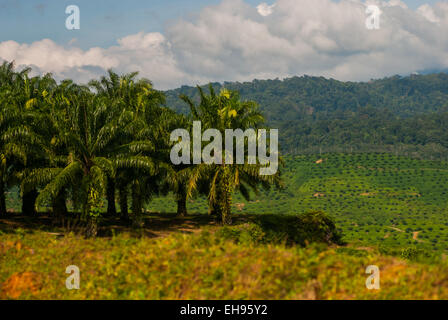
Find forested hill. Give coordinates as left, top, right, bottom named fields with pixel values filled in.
left=165, top=74, right=448, bottom=159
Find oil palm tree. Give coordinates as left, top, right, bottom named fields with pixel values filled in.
left=0, top=61, right=40, bottom=216
left=13, top=73, right=59, bottom=216
left=0, top=61, right=24, bottom=215
left=20, top=79, right=89, bottom=219
left=26, top=90, right=154, bottom=237
left=159, top=111, right=193, bottom=216
left=181, top=85, right=281, bottom=224
left=89, top=70, right=166, bottom=222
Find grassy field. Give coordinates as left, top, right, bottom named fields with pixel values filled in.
left=1, top=224, right=447, bottom=300
left=3, top=153, right=448, bottom=300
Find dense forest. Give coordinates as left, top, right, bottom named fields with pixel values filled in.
left=166, top=74, right=448, bottom=159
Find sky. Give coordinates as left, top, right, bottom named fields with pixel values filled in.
left=0, top=0, right=447, bottom=89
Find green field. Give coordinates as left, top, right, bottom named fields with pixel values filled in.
left=1, top=227, right=448, bottom=299
left=6, top=153, right=448, bottom=253
left=3, top=152, right=448, bottom=299
left=148, top=153, right=448, bottom=253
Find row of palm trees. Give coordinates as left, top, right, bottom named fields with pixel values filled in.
left=0, top=61, right=281, bottom=237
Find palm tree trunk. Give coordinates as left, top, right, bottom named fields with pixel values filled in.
left=221, top=190, right=232, bottom=225
left=177, top=196, right=187, bottom=216
left=22, top=189, right=38, bottom=216
left=218, top=169, right=233, bottom=225
left=52, top=190, right=68, bottom=217
left=85, top=217, right=98, bottom=238
left=85, top=216, right=98, bottom=238
left=176, top=186, right=187, bottom=216
left=208, top=201, right=218, bottom=216
left=119, top=187, right=129, bottom=221
left=83, top=191, right=98, bottom=238
left=131, top=183, right=143, bottom=228
left=106, top=178, right=117, bottom=216
left=0, top=179, right=6, bottom=216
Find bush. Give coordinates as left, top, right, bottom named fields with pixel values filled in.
left=215, top=223, right=266, bottom=245
left=216, top=211, right=345, bottom=246
left=379, top=245, right=441, bottom=264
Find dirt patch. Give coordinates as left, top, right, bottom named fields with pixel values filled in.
left=313, top=193, right=325, bottom=197
left=388, top=226, right=405, bottom=233
left=412, top=231, right=425, bottom=243
left=0, top=272, right=43, bottom=299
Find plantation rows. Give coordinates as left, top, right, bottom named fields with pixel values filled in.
left=149, top=153, right=448, bottom=252
left=6, top=153, right=447, bottom=252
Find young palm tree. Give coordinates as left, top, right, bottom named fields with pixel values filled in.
left=181, top=85, right=281, bottom=224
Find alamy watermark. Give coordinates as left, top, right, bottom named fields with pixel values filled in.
left=66, top=5, right=80, bottom=30
left=365, top=5, right=381, bottom=30
left=365, top=265, right=380, bottom=290
left=170, top=121, right=279, bottom=176
left=66, top=265, right=80, bottom=289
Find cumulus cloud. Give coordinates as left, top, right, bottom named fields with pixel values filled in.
left=1, top=0, right=448, bottom=89
left=257, top=3, right=276, bottom=16
left=417, top=4, right=441, bottom=23
left=0, top=32, right=188, bottom=89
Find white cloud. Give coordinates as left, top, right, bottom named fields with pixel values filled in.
left=417, top=4, right=440, bottom=23
left=1, top=0, right=448, bottom=89
left=257, top=2, right=276, bottom=16
left=0, top=33, right=189, bottom=89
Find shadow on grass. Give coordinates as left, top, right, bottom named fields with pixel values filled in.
left=0, top=212, right=219, bottom=238
left=0, top=211, right=344, bottom=247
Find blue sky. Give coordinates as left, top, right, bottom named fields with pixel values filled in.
left=0, top=0, right=446, bottom=89
left=0, top=0, right=438, bottom=49
left=0, top=0, right=274, bottom=49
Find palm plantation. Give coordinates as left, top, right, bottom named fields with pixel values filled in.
left=0, top=61, right=281, bottom=236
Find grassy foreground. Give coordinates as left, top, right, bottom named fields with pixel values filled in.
left=1, top=226, right=448, bottom=300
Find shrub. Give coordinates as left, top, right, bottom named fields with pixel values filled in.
left=217, top=211, right=345, bottom=246
left=215, top=223, right=266, bottom=245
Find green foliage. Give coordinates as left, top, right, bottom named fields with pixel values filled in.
left=150, top=153, right=448, bottom=254
left=378, top=245, right=442, bottom=264
left=215, top=223, right=266, bottom=245
left=1, top=62, right=282, bottom=236
left=166, top=74, right=448, bottom=159
left=183, top=85, right=282, bottom=224
left=215, top=211, right=343, bottom=246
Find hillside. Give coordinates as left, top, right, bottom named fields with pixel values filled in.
left=149, top=153, right=448, bottom=254
left=165, top=74, right=448, bottom=158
